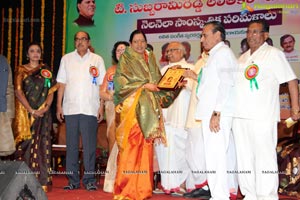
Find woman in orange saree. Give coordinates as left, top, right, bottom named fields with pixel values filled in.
left=113, top=30, right=182, bottom=200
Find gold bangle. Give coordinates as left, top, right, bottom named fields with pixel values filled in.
left=32, top=110, right=35, bottom=115
left=291, top=108, right=299, bottom=114
left=291, top=109, right=299, bottom=115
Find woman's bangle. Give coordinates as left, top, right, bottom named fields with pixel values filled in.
left=31, top=110, right=35, bottom=115
left=291, top=108, right=299, bottom=115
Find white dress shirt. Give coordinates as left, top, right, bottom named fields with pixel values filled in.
left=234, top=42, right=296, bottom=121
left=57, top=49, right=106, bottom=117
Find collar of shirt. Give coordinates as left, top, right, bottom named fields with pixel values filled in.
left=75, top=49, right=91, bottom=60
left=74, top=14, right=94, bottom=26
left=167, top=58, right=187, bottom=66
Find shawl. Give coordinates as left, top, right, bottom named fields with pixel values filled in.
left=114, top=47, right=181, bottom=140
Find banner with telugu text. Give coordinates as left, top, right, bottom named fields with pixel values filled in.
left=66, top=0, right=300, bottom=76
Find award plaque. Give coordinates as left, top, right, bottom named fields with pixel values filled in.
left=157, top=67, right=186, bottom=90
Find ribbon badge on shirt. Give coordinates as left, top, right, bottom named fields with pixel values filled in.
left=196, top=68, right=203, bottom=93
left=40, top=69, right=52, bottom=88
left=89, top=66, right=99, bottom=85
left=107, top=72, right=114, bottom=91
left=244, top=64, right=259, bottom=90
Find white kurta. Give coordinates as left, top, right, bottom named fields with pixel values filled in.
left=155, top=59, right=194, bottom=192
left=195, top=42, right=238, bottom=200
left=195, top=43, right=236, bottom=120
left=233, top=42, right=297, bottom=200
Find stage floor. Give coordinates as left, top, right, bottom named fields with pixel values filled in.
left=46, top=175, right=297, bottom=200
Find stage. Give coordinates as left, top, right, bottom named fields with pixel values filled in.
left=46, top=174, right=297, bottom=200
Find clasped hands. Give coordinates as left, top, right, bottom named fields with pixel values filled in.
left=31, top=109, right=45, bottom=118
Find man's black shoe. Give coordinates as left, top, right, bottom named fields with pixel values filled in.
left=63, top=183, right=80, bottom=190
left=183, top=188, right=211, bottom=198
left=85, top=182, right=97, bottom=191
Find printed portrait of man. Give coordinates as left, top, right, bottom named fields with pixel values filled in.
left=74, top=0, right=96, bottom=26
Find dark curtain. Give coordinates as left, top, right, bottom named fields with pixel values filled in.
left=0, top=0, right=66, bottom=123
left=0, top=0, right=65, bottom=75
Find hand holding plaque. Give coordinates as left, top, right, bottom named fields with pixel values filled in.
left=157, top=65, right=187, bottom=90
left=183, top=69, right=197, bottom=81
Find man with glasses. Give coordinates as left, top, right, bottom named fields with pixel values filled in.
left=154, top=41, right=195, bottom=195
left=56, top=31, right=106, bottom=191
left=195, top=21, right=238, bottom=199
left=74, top=0, right=96, bottom=26
left=233, top=20, right=300, bottom=199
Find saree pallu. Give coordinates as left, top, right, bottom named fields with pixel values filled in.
left=114, top=89, right=153, bottom=200
left=13, top=65, right=58, bottom=187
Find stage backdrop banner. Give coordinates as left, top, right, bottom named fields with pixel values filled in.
left=66, top=0, right=300, bottom=76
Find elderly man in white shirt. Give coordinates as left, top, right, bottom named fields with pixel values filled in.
left=56, top=31, right=106, bottom=191
left=233, top=20, right=300, bottom=200
left=155, top=41, right=195, bottom=195
left=195, top=21, right=238, bottom=200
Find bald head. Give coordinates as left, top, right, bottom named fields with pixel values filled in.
left=165, top=42, right=186, bottom=63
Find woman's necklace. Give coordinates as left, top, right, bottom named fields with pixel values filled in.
left=25, top=63, right=39, bottom=70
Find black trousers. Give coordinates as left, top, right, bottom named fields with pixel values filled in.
left=65, top=114, right=98, bottom=186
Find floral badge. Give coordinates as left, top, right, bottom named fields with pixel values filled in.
left=107, top=72, right=114, bottom=91
left=40, top=69, right=52, bottom=88
left=89, top=66, right=99, bottom=85
left=244, top=64, right=259, bottom=90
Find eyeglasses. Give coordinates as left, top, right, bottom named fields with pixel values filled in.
left=246, top=30, right=265, bottom=36
left=74, top=37, right=89, bottom=42
left=166, top=48, right=180, bottom=54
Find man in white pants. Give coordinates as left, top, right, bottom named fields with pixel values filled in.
left=155, top=41, right=195, bottom=195
left=195, top=21, right=238, bottom=200
left=233, top=19, right=300, bottom=200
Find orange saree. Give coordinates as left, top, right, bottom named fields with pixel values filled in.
left=114, top=89, right=153, bottom=200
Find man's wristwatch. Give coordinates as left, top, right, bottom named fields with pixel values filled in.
left=212, top=111, right=221, bottom=117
